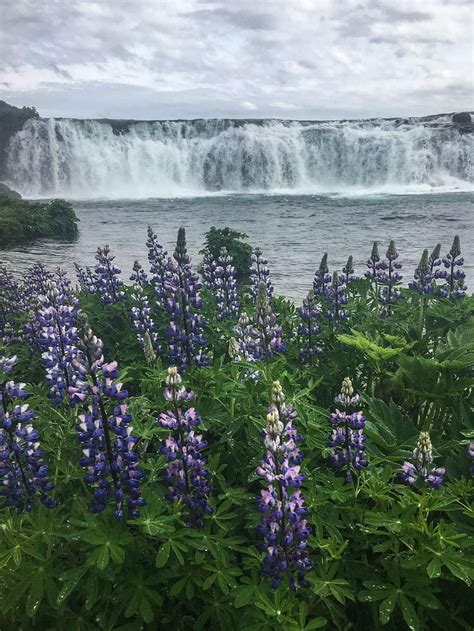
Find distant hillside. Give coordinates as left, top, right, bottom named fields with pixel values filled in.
left=0, top=101, right=39, bottom=176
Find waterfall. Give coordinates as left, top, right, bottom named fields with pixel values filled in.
left=5, top=117, right=473, bottom=197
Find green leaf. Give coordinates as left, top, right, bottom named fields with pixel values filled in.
left=109, top=544, right=125, bottom=565
left=57, top=565, right=89, bottom=606
left=379, top=592, right=398, bottom=625
left=426, top=557, right=441, bottom=579
left=155, top=541, right=171, bottom=568
left=90, top=544, right=110, bottom=570
left=399, top=594, right=419, bottom=631
left=444, top=560, right=472, bottom=585
left=26, top=573, right=44, bottom=618
left=358, top=588, right=392, bottom=602
left=234, top=585, right=254, bottom=608
left=139, top=596, right=153, bottom=623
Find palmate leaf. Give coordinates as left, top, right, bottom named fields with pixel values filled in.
left=364, top=396, right=418, bottom=454
left=338, top=330, right=404, bottom=364
left=437, top=324, right=474, bottom=365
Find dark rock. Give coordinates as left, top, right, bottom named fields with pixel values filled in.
left=0, top=182, right=21, bottom=200
left=452, top=112, right=472, bottom=123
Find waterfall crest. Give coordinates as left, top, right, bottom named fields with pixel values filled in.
left=6, top=117, right=473, bottom=197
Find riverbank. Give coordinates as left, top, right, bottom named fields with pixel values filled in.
left=0, top=186, right=78, bottom=247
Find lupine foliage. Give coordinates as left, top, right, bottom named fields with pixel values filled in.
left=0, top=229, right=472, bottom=630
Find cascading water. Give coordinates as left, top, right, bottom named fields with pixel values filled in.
left=5, top=117, right=473, bottom=197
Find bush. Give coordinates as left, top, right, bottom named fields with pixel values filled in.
left=0, top=198, right=79, bottom=246
left=200, top=226, right=253, bottom=282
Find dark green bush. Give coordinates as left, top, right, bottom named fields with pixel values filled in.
left=200, top=226, right=253, bottom=282
left=0, top=198, right=79, bottom=246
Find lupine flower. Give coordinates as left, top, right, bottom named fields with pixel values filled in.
left=365, top=242, right=380, bottom=283
left=468, top=441, right=474, bottom=475
left=94, top=245, right=125, bottom=304
left=164, top=228, right=209, bottom=370
left=313, top=253, right=331, bottom=297
left=143, top=331, right=157, bottom=366
left=398, top=431, right=445, bottom=489
left=298, top=291, right=322, bottom=363
left=377, top=241, right=403, bottom=317
left=342, top=255, right=357, bottom=285
left=129, top=261, right=159, bottom=354
left=69, top=325, right=145, bottom=519
left=0, top=355, right=56, bottom=511
left=325, top=272, right=349, bottom=322
left=233, top=312, right=262, bottom=362
left=0, top=267, right=23, bottom=344
left=327, top=377, right=368, bottom=483
left=202, top=253, right=217, bottom=290
left=428, top=244, right=442, bottom=275
left=255, top=283, right=285, bottom=359
left=409, top=249, right=436, bottom=295
left=250, top=248, right=273, bottom=299
left=75, top=263, right=99, bottom=295
left=158, top=367, right=212, bottom=527
left=203, top=248, right=239, bottom=320
left=23, top=264, right=54, bottom=301
left=231, top=314, right=262, bottom=380
left=256, top=381, right=311, bottom=590
left=146, top=226, right=170, bottom=308
left=436, top=236, right=467, bottom=299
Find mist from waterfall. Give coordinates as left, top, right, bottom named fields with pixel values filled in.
left=6, top=117, right=473, bottom=198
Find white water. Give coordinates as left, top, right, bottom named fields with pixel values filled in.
left=5, top=117, right=474, bottom=198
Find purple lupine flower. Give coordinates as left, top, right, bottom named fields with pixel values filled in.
left=231, top=313, right=262, bottom=380
left=436, top=236, right=467, bottom=299
left=256, top=381, right=311, bottom=590
left=35, top=279, right=79, bottom=405
left=428, top=244, right=442, bottom=276
left=94, top=245, right=125, bottom=305
left=342, top=255, right=357, bottom=285
left=146, top=226, right=170, bottom=308
left=23, top=264, right=55, bottom=301
left=158, top=367, right=212, bottom=527
left=325, top=272, right=349, bottom=322
left=0, top=355, right=57, bottom=511
left=377, top=241, right=403, bottom=317
left=202, top=253, right=217, bottom=290
left=468, top=441, right=474, bottom=475
left=409, top=249, right=436, bottom=295
left=313, top=253, right=331, bottom=297
left=74, top=263, right=98, bottom=295
left=298, top=290, right=322, bottom=363
left=397, top=431, right=445, bottom=489
left=232, top=312, right=262, bottom=362
left=69, top=325, right=145, bottom=519
left=204, top=248, right=239, bottom=320
left=255, top=283, right=285, bottom=359
left=129, top=261, right=159, bottom=357
left=0, top=267, right=24, bottom=344
left=327, top=377, right=368, bottom=483
left=250, top=248, right=273, bottom=299
left=164, top=228, right=209, bottom=370
left=365, top=242, right=380, bottom=284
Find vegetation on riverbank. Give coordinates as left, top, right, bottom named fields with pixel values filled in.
left=0, top=228, right=472, bottom=629
left=0, top=187, right=78, bottom=246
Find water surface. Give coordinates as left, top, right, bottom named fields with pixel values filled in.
left=2, top=192, right=472, bottom=301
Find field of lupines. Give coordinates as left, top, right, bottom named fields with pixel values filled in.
left=0, top=226, right=473, bottom=630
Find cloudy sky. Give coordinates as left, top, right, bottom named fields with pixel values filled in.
left=0, top=0, right=472, bottom=120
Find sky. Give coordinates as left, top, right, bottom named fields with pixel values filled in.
left=0, top=0, right=473, bottom=120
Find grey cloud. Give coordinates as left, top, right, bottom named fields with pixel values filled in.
left=0, top=0, right=472, bottom=120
